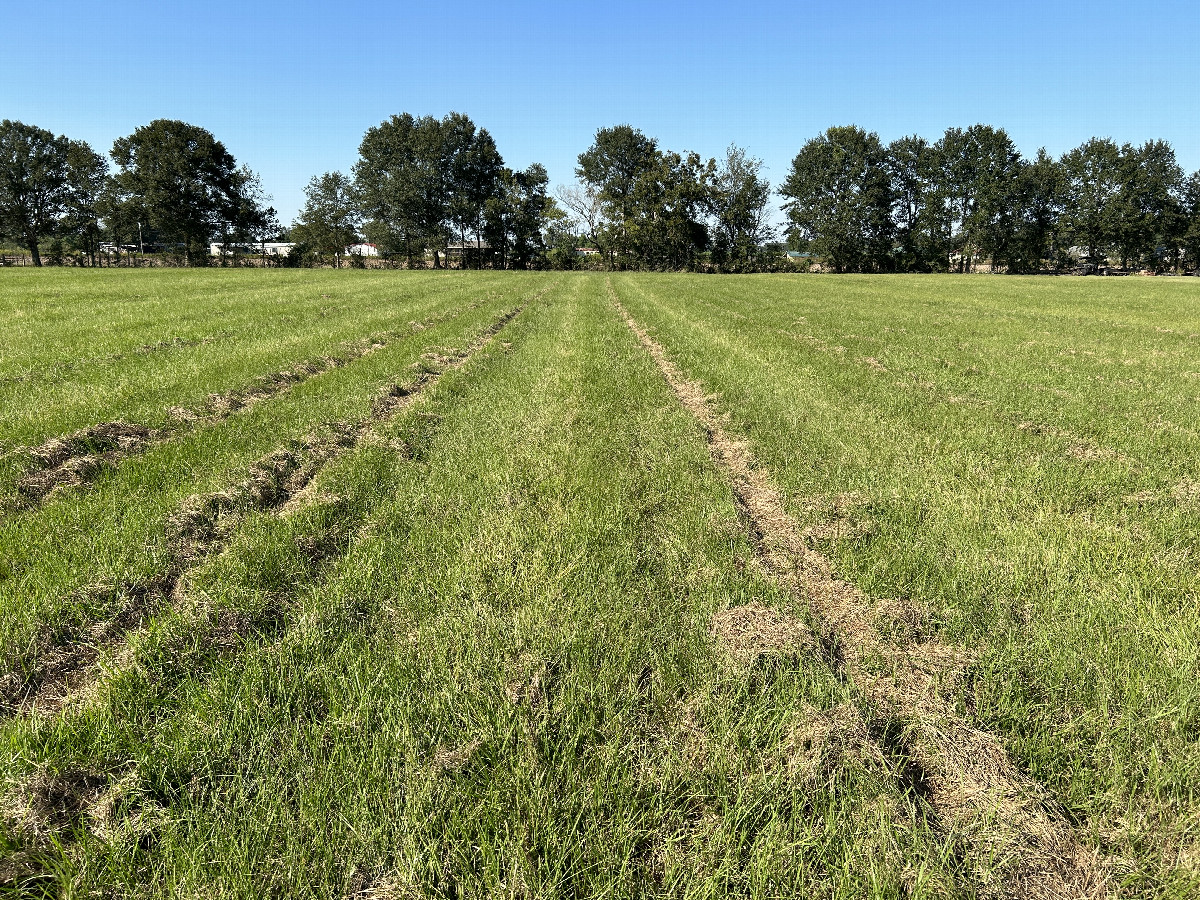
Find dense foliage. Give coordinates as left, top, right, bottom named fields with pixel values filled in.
left=3, top=113, right=1198, bottom=272
left=782, top=125, right=1200, bottom=273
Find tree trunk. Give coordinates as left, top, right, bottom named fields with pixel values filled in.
left=26, top=232, right=41, bottom=267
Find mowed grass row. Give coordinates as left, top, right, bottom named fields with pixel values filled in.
left=0, top=287, right=530, bottom=691
left=613, top=273, right=1200, bottom=894
left=0, top=269, right=526, bottom=483
left=3, top=278, right=968, bottom=897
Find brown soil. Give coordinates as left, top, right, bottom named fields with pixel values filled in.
left=611, top=283, right=1111, bottom=899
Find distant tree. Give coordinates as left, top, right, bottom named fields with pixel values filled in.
left=707, top=145, right=774, bottom=271
left=447, top=119, right=503, bottom=268
left=780, top=125, right=894, bottom=273
left=60, top=140, right=109, bottom=266
left=556, top=183, right=604, bottom=253
left=885, top=135, right=947, bottom=271
left=1180, top=171, right=1200, bottom=272
left=291, top=172, right=359, bottom=267
left=1112, top=140, right=1183, bottom=270
left=1059, top=138, right=1124, bottom=268
left=0, top=120, right=76, bottom=266
left=625, top=150, right=712, bottom=270
left=355, top=113, right=440, bottom=267
left=484, top=163, right=551, bottom=269
left=218, top=167, right=279, bottom=265
left=543, top=198, right=582, bottom=270
left=1006, top=149, right=1065, bottom=273
left=355, top=112, right=504, bottom=268
left=576, top=125, right=660, bottom=267
left=109, top=119, right=269, bottom=264
left=929, top=125, right=1024, bottom=272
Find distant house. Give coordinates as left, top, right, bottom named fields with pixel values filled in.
left=346, top=243, right=379, bottom=257
left=209, top=242, right=294, bottom=257
left=575, top=247, right=600, bottom=256
left=446, top=240, right=490, bottom=256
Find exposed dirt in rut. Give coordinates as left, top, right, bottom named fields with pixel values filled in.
left=611, top=285, right=1112, bottom=900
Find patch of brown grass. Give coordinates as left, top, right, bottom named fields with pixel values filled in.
left=710, top=603, right=817, bottom=666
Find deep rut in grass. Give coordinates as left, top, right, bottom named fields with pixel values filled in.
left=610, top=284, right=1112, bottom=900
left=9, top=302, right=486, bottom=509
left=0, top=306, right=523, bottom=720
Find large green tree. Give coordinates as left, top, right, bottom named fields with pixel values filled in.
left=1180, top=171, right=1200, bottom=272
left=1059, top=138, right=1124, bottom=268
left=291, top=172, right=359, bottom=267
left=109, top=119, right=268, bottom=264
left=447, top=118, right=503, bottom=267
left=576, top=125, right=661, bottom=267
left=354, top=112, right=503, bottom=268
left=576, top=126, right=714, bottom=270
left=1006, top=149, right=1065, bottom=273
left=885, top=134, right=949, bottom=272
left=484, top=163, right=552, bottom=269
left=929, top=125, right=1024, bottom=272
left=0, top=120, right=77, bottom=266
left=60, top=140, right=109, bottom=266
left=707, top=145, right=774, bottom=271
left=1112, top=140, right=1183, bottom=270
left=780, top=125, right=894, bottom=273
left=626, top=150, right=712, bottom=270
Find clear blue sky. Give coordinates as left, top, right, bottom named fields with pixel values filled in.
left=4, top=0, right=1198, bottom=227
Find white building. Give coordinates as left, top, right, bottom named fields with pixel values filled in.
left=346, top=243, right=380, bottom=257
left=209, top=242, right=295, bottom=257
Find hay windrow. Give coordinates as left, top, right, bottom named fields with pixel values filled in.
left=778, top=702, right=890, bottom=787
left=11, top=302, right=490, bottom=508
left=710, top=602, right=818, bottom=666
left=611, top=284, right=1111, bottom=898
left=2, top=306, right=524, bottom=721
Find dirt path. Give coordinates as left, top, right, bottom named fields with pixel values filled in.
left=610, top=284, right=1111, bottom=899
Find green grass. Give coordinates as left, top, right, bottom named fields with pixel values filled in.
left=0, top=270, right=1197, bottom=896
left=613, top=272, right=1200, bottom=895
left=0, top=269, right=524, bottom=496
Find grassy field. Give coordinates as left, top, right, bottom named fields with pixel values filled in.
left=0, top=269, right=1197, bottom=898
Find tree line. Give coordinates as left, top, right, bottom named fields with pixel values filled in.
left=3, top=114, right=1198, bottom=273
left=292, top=112, right=554, bottom=270
left=0, top=118, right=275, bottom=266
left=782, top=125, right=1200, bottom=274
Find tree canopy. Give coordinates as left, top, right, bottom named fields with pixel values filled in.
left=291, top=172, right=360, bottom=267
left=0, top=120, right=88, bottom=266
left=108, top=119, right=273, bottom=263
left=780, top=126, right=894, bottom=273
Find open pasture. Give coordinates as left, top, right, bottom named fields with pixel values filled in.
left=0, top=269, right=1197, bottom=898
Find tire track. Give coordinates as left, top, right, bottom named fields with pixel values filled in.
left=610, top=284, right=1112, bottom=899
left=0, top=305, right=524, bottom=719
left=8, top=302, right=485, bottom=509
